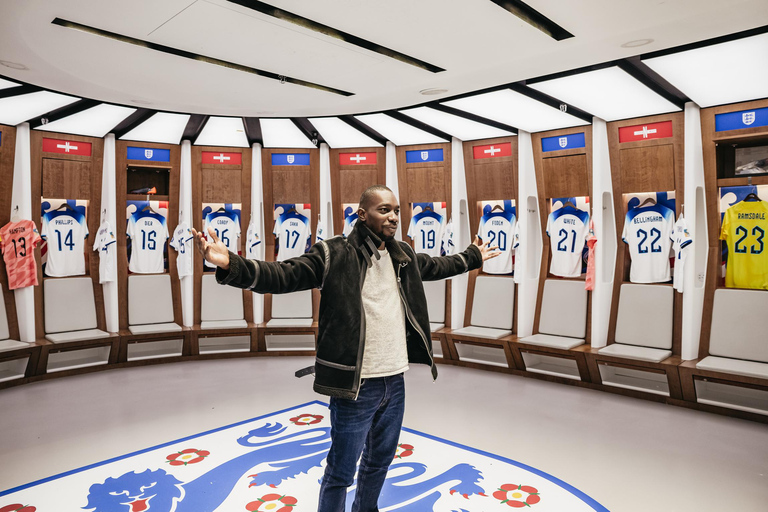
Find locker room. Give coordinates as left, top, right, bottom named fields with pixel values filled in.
left=0, top=1, right=767, bottom=510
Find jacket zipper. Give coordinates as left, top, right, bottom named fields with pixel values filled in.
left=354, top=261, right=368, bottom=400
left=396, top=263, right=436, bottom=380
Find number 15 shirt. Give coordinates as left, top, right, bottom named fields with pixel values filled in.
left=127, top=210, right=169, bottom=274
left=0, top=220, right=43, bottom=289
left=721, top=200, right=768, bottom=289
left=622, top=204, right=675, bottom=283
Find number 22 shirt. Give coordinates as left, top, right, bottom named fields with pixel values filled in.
left=127, top=210, right=169, bottom=274
left=720, top=200, right=768, bottom=289
left=622, top=204, right=675, bottom=283
left=0, top=220, right=43, bottom=289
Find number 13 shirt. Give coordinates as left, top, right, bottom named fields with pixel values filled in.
left=622, top=204, right=675, bottom=283
left=721, top=200, right=768, bottom=289
left=127, top=210, right=169, bottom=274
left=547, top=206, right=590, bottom=278
left=0, top=220, right=43, bottom=289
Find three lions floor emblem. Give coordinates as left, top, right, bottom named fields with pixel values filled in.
left=0, top=402, right=607, bottom=511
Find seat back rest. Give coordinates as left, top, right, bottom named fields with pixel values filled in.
left=423, top=280, right=446, bottom=324
left=0, top=291, right=9, bottom=340
left=539, top=279, right=587, bottom=338
left=202, top=274, right=245, bottom=322
left=44, top=277, right=98, bottom=333
left=129, top=274, right=175, bottom=325
left=470, top=276, right=514, bottom=330
left=272, top=290, right=313, bottom=319
left=614, top=283, right=673, bottom=349
left=710, top=288, right=768, bottom=363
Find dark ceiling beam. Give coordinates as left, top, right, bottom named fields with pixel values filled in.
left=181, top=114, right=210, bottom=143
left=337, top=115, right=389, bottom=147
left=291, top=118, right=324, bottom=146
left=0, top=84, right=43, bottom=100
left=28, top=98, right=100, bottom=128
left=385, top=110, right=452, bottom=141
left=508, top=83, right=594, bottom=124
left=428, top=103, right=519, bottom=134
left=111, top=108, right=155, bottom=139
left=618, top=58, right=689, bottom=110
left=488, top=0, right=574, bottom=41
left=242, top=117, right=263, bottom=146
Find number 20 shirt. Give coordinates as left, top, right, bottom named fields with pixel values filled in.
left=622, top=204, right=675, bottom=283
left=127, top=210, right=169, bottom=274
left=547, top=206, right=590, bottom=278
left=41, top=209, right=89, bottom=277
left=0, top=220, right=42, bottom=289
left=274, top=210, right=311, bottom=261
left=478, top=209, right=516, bottom=274
left=720, top=200, right=768, bottom=289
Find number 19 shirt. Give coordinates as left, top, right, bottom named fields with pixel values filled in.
left=622, top=204, right=675, bottom=283
left=127, top=211, right=169, bottom=274
left=547, top=206, right=590, bottom=278
left=720, top=200, right=768, bottom=289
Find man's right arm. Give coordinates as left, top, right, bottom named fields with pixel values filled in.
left=215, top=242, right=326, bottom=294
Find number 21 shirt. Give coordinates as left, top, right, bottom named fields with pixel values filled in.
left=547, top=206, right=590, bottom=278
left=0, top=220, right=43, bottom=289
left=720, top=200, right=768, bottom=289
left=127, top=210, right=169, bottom=274
left=622, top=204, right=675, bottom=283
left=41, top=209, right=89, bottom=277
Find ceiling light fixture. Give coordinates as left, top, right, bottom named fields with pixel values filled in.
left=420, top=88, right=448, bottom=96
left=0, top=60, right=28, bottom=70
left=621, top=39, right=654, bottom=48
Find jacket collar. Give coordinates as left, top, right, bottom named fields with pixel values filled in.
left=348, top=219, right=412, bottom=267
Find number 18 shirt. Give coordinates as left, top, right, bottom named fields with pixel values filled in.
left=0, top=220, right=42, bottom=290
left=547, top=206, right=590, bottom=278
left=622, top=204, right=675, bottom=283
left=721, top=200, right=768, bottom=289
left=127, top=211, right=169, bottom=274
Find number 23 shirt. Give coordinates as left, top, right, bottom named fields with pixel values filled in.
left=0, top=220, right=43, bottom=289
left=622, top=204, right=675, bottom=283
left=720, top=200, right=768, bottom=289
left=127, top=210, right=169, bottom=274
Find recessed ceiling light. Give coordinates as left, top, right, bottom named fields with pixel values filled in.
left=130, top=99, right=152, bottom=105
left=420, top=88, right=448, bottom=96
left=621, top=39, right=654, bottom=48
left=0, top=60, right=28, bottom=70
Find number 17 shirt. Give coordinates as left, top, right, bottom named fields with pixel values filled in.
left=127, top=211, right=169, bottom=274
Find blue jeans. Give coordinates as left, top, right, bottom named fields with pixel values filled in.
left=318, top=373, right=405, bottom=512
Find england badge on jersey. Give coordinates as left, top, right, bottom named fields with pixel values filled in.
left=559, top=137, right=568, bottom=148
left=287, top=154, right=295, bottom=164
left=743, top=112, right=756, bottom=126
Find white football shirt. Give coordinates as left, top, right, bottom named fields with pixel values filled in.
left=204, top=211, right=241, bottom=268
left=547, top=206, right=590, bottom=278
left=478, top=210, right=516, bottom=274
left=127, top=210, right=169, bottom=274
left=672, top=214, right=693, bottom=293
left=245, top=218, right=262, bottom=259
left=622, top=204, right=675, bottom=283
left=274, top=211, right=312, bottom=261
left=343, top=212, right=358, bottom=238
left=170, top=222, right=194, bottom=277
left=441, top=218, right=455, bottom=256
left=407, top=210, right=445, bottom=257
left=93, top=220, right=116, bottom=283
left=42, top=209, right=89, bottom=277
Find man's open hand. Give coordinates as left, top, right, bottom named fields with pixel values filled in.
left=191, top=227, right=230, bottom=270
left=473, top=236, right=501, bottom=262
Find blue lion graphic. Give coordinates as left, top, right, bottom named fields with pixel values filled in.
left=84, top=420, right=488, bottom=511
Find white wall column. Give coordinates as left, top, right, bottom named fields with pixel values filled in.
left=682, top=102, right=708, bottom=360
left=179, top=140, right=194, bottom=327
left=319, top=143, right=333, bottom=237
left=251, top=142, right=264, bottom=324
left=385, top=142, right=402, bottom=240
left=101, top=134, right=119, bottom=332
left=516, top=130, right=542, bottom=337
left=10, top=123, right=35, bottom=342
left=591, top=118, right=617, bottom=348
left=450, top=137, right=469, bottom=328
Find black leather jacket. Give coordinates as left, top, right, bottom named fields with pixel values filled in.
left=216, top=220, right=483, bottom=399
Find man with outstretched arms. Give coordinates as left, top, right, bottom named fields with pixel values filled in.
left=193, top=185, right=499, bottom=512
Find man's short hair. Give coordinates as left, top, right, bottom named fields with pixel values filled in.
left=359, top=185, right=393, bottom=210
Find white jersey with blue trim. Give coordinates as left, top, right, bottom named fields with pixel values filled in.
left=478, top=210, right=516, bottom=274
left=204, top=211, right=241, bottom=268
left=170, top=222, right=194, bottom=277
left=245, top=218, right=262, bottom=259
left=441, top=218, right=455, bottom=256
left=127, top=210, right=169, bottom=274
left=622, top=204, right=675, bottom=283
left=546, top=206, right=590, bottom=278
left=274, top=211, right=311, bottom=261
left=407, top=209, right=445, bottom=257
left=94, top=220, right=116, bottom=283
left=672, top=214, right=692, bottom=293
left=342, top=213, right=358, bottom=238
left=42, top=209, right=89, bottom=277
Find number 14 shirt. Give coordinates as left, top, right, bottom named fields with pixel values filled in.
left=721, top=200, right=768, bottom=289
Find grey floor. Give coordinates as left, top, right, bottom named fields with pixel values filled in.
left=1, top=357, right=767, bottom=511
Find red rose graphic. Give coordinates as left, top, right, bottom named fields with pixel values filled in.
left=493, top=484, right=541, bottom=508
left=245, top=493, right=298, bottom=511
left=289, top=414, right=323, bottom=426
left=0, top=505, right=36, bottom=512
left=394, top=443, right=414, bottom=459
left=166, top=448, right=210, bottom=466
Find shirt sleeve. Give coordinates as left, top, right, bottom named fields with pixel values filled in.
left=622, top=212, right=630, bottom=243
left=407, top=215, right=415, bottom=239
left=40, top=215, right=49, bottom=240
left=546, top=212, right=552, bottom=237
left=719, top=210, right=729, bottom=241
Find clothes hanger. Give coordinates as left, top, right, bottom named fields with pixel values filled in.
left=216, top=206, right=227, bottom=212
left=54, top=202, right=76, bottom=211
left=743, top=192, right=761, bottom=202
left=637, top=197, right=657, bottom=208
left=491, top=204, right=504, bottom=212
left=561, top=200, right=576, bottom=209
left=141, top=203, right=158, bottom=214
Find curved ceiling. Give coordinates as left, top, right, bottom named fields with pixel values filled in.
left=1, top=0, right=767, bottom=117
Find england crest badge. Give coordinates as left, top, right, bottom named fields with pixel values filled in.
left=287, top=154, right=295, bottom=164
left=559, top=137, right=568, bottom=148
left=421, top=151, right=429, bottom=161
left=144, top=149, right=153, bottom=159
left=743, top=112, right=756, bottom=126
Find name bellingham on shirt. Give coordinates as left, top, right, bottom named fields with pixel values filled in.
left=738, top=212, right=766, bottom=220
left=633, top=215, right=663, bottom=224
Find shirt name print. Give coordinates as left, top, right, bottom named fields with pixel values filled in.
left=633, top=215, right=663, bottom=224
left=563, top=218, right=576, bottom=225
left=738, top=212, right=766, bottom=220
left=491, top=220, right=504, bottom=226
left=422, top=220, right=435, bottom=225
left=288, top=221, right=299, bottom=227
left=143, top=220, right=153, bottom=226
left=54, top=219, right=74, bottom=225
left=9, top=226, right=27, bottom=234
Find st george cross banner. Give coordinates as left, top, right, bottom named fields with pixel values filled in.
left=0, top=402, right=608, bottom=512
